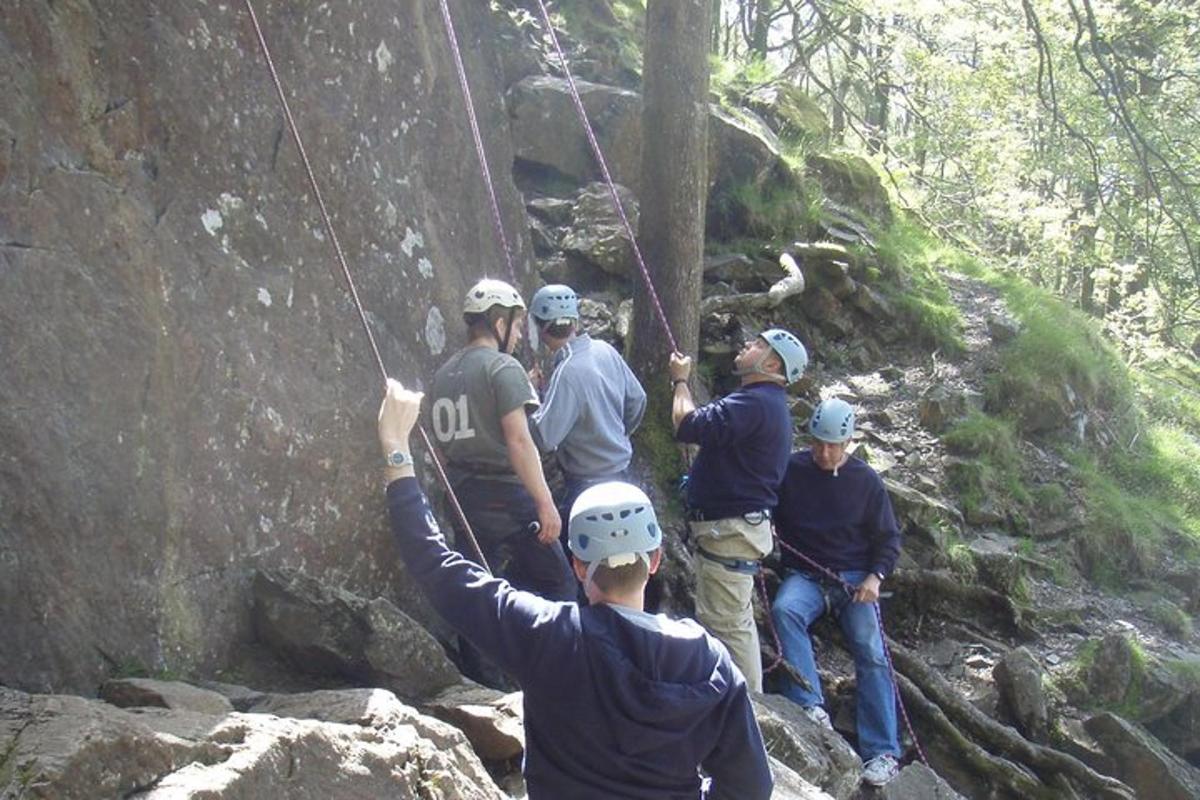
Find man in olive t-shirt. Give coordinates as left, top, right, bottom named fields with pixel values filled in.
left=428, top=279, right=576, bottom=609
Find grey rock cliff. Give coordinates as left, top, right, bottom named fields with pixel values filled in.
left=0, top=0, right=533, bottom=693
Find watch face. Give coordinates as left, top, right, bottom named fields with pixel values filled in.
left=387, top=451, right=409, bottom=466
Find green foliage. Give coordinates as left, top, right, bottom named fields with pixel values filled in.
left=1148, top=598, right=1194, bottom=640
left=943, top=411, right=1030, bottom=515
left=870, top=217, right=964, bottom=352
left=983, top=274, right=1134, bottom=429
left=709, top=55, right=778, bottom=101
left=714, top=177, right=820, bottom=242
left=1030, top=482, right=1070, bottom=518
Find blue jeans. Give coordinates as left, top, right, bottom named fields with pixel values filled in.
left=771, top=569, right=899, bottom=760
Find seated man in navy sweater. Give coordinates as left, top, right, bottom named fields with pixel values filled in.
left=378, top=379, right=772, bottom=800
left=770, top=398, right=903, bottom=787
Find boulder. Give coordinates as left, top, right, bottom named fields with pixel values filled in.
left=965, top=537, right=1025, bottom=595
left=1086, top=633, right=1137, bottom=707
left=879, top=763, right=966, bottom=799
left=743, top=83, right=831, bottom=144
left=769, top=756, right=839, bottom=800
left=805, top=154, right=893, bottom=225
left=0, top=0, right=534, bottom=694
left=708, top=105, right=789, bottom=196
left=252, top=568, right=459, bottom=701
left=986, top=313, right=1021, bottom=344
left=507, top=75, right=642, bottom=190
left=0, top=685, right=504, bottom=799
left=752, top=693, right=862, bottom=800
left=508, top=75, right=795, bottom=207
left=422, top=682, right=525, bottom=762
left=919, top=384, right=982, bottom=434
left=99, top=678, right=234, bottom=716
left=884, top=479, right=964, bottom=555
left=993, top=647, right=1049, bottom=743
left=560, top=182, right=639, bottom=278
left=1085, top=712, right=1200, bottom=800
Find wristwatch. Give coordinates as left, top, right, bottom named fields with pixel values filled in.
left=873, top=571, right=886, bottom=582
left=385, top=450, right=413, bottom=468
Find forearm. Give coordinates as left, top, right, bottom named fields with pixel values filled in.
left=671, top=383, right=696, bottom=432
left=507, top=428, right=555, bottom=509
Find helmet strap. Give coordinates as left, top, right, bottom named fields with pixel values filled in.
left=497, top=307, right=517, bottom=353
left=733, top=350, right=786, bottom=383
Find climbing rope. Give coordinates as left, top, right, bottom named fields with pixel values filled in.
left=530, top=0, right=680, bottom=356
left=768, top=531, right=929, bottom=767
left=240, top=0, right=490, bottom=574
left=436, top=0, right=520, bottom=288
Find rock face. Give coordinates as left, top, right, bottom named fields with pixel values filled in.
left=752, top=693, right=862, bottom=800
left=880, top=763, right=966, bottom=799
left=0, top=1, right=534, bottom=692
left=251, top=568, right=459, bottom=701
left=1085, top=712, right=1200, bottom=800
left=0, top=685, right=505, bottom=799
left=992, top=647, right=1049, bottom=743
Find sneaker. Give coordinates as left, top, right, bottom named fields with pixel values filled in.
left=801, top=705, right=832, bottom=730
left=861, top=754, right=900, bottom=786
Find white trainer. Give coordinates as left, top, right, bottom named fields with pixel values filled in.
left=801, top=705, right=832, bottom=730
left=862, top=754, right=900, bottom=786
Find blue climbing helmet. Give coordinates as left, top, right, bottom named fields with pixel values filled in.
left=568, top=481, right=662, bottom=586
left=530, top=284, right=580, bottom=324
left=809, top=397, right=856, bottom=443
left=761, top=328, right=808, bottom=384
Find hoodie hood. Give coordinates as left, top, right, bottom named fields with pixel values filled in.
left=581, top=604, right=733, bottom=756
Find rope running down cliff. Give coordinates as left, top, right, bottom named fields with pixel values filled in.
left=239, top=0, right=491, bottom=574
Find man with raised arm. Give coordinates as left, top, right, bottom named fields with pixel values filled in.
left=428, top=279, right=574, bottom=606
left=668, top=329, right=807, bottom=692
left=526, top=284, right=647, bottom=541
left=771, top=397, right=903, bottom=787
left=379, top=380, right=773, bottom=800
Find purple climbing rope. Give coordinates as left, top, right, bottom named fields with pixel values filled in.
left=530, top=0, right=680, bottom=355
left=771, top=532, right=929, bottom=767
left=240, top=0, right=491, bottom=574
left=436, top=0, right=520, bottom=287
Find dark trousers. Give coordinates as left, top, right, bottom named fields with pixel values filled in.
left=445, top=477, right=577, bottom=687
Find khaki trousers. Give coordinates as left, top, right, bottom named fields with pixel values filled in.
left=689, top=514, right=773, bottom=692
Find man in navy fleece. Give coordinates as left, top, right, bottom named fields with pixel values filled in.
left=770, top=397, right=903, bottom=787
left=377, top=379, right=772, bottom=800
left=669, top=329, right=807, bottom=693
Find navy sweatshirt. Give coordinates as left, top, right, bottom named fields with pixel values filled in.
left=386, top=478, right=773, bottom=800
left=676, top=382, right=792, bottom=519
left=775, top=451, right=902, bottom=578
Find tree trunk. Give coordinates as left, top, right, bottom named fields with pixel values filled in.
left=630, top=0, right=712, bottom=382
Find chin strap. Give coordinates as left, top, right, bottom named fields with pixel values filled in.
left=496, top=307, right=517, bottom=354
left=732, top=350, right=786, bottom=383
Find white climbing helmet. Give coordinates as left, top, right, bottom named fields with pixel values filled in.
left=530, top=284, right=580, bottom=324
left=568, top=482, right=662, bottom=586
left=463, top=279, right=525, bottom=314
left=761, top=328, right=808, bottom=384
left=809, top=397, right=855, bottom=443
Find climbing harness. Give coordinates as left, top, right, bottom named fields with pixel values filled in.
left=240, top=0, right=490, bottom=573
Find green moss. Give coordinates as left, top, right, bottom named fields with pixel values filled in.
left=1148, top=597, right=1195, bottom=639
left=868, top=217, right=965, bottom=352
left=632, top=382, right=688, bottom=516
left=1030, top=483, right=1069, bottom=517
left=943, top=411, right=1030, bottom=514
left=711, top=173, right=821, bottom=243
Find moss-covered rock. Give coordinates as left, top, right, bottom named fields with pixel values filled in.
left=806, top=153, right=893, bottom=225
